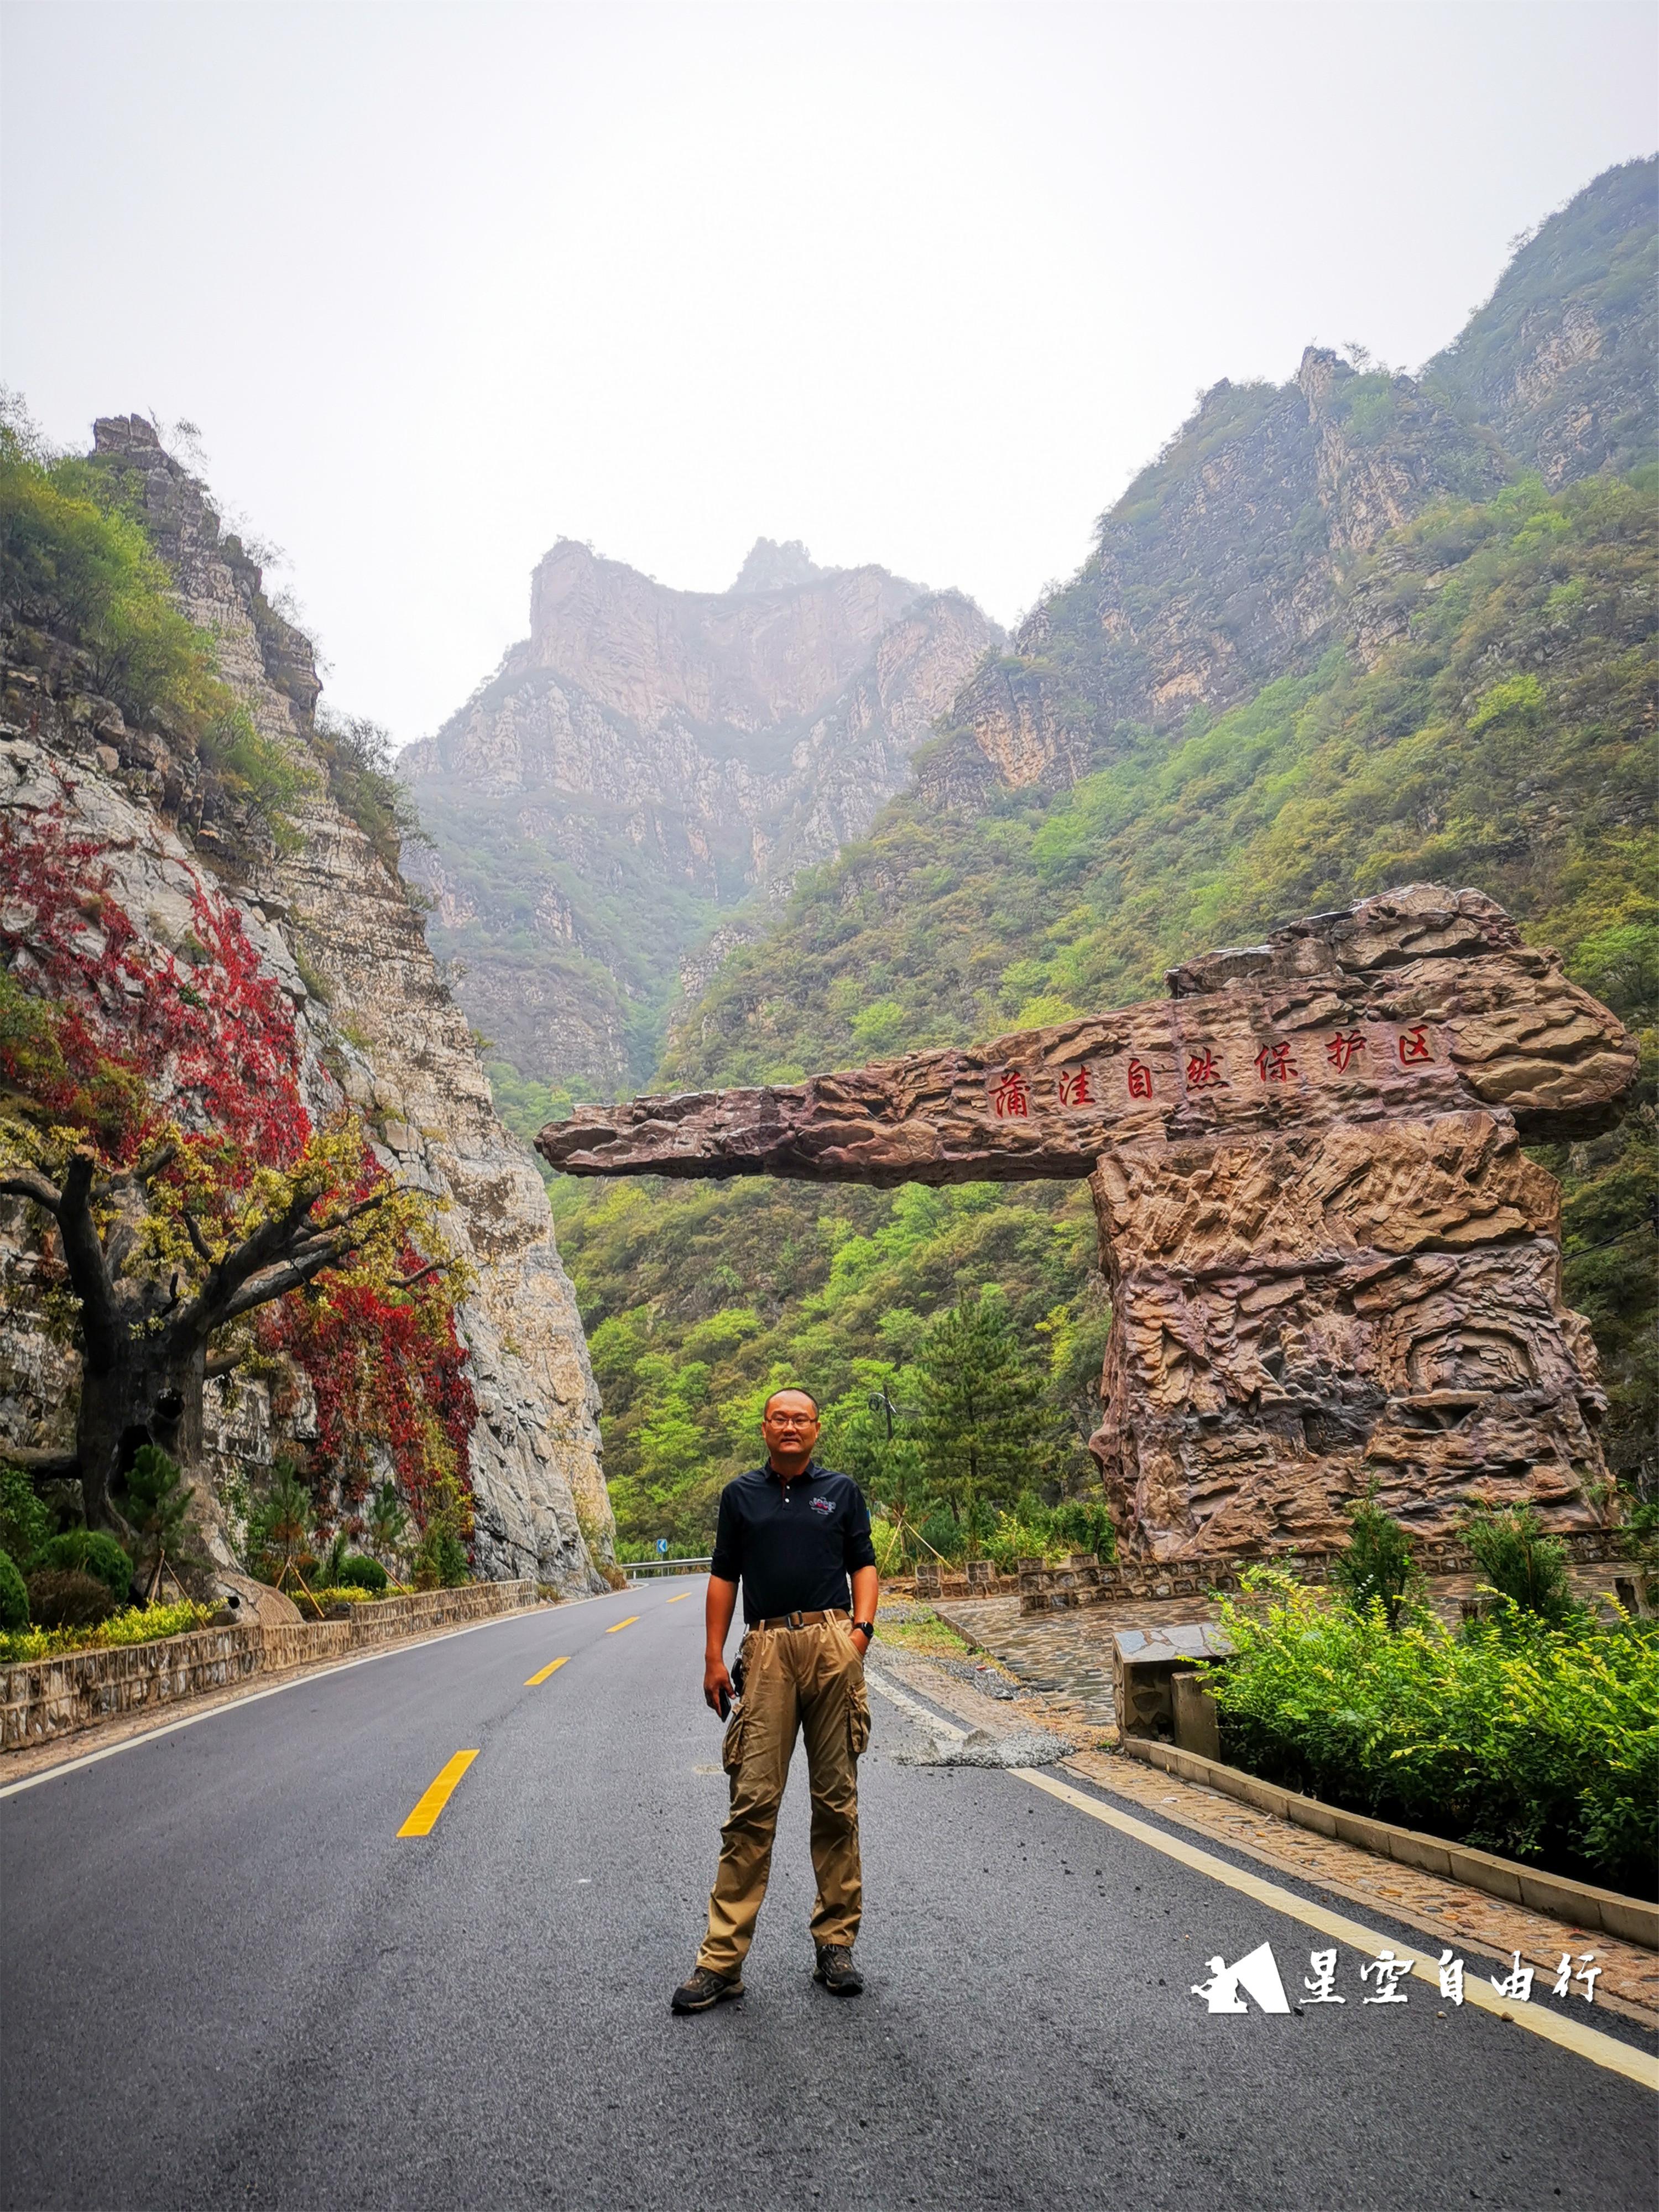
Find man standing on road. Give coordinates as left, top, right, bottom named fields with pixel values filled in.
left=671, top=1387, right=879, bottom=2014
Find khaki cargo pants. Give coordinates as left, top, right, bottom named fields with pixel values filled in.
left=697, top=1616, right=872, bottom=1977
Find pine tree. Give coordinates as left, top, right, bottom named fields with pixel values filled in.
left=124, top=1444, right=192, bottom=1600
left=1330, top=1488, right=1418, bottom=1629
left=366, top=1481, right=410, bottom=1578
left=914, top=1289, right=1045, bottom=1557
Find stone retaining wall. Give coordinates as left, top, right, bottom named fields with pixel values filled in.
left=1, top=1580, right=539, bottom=1752
left=1018, top=1531, right=1642, bottom=1614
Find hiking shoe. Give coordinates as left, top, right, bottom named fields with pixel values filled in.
left=670, top=1964, right=744, bottom=2015
left=813, top=1943, right=864, bottom=1995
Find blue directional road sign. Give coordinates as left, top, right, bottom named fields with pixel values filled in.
left=657, top=1538, right=669, bottom=1556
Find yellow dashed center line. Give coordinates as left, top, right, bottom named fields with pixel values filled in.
left=398, top=1750, right=479, bottom=1837
left=606, top=1616, right=640, bottom=1634
left=666, top=1593, right=693, bottom=1605
left=525, top=1657, right=570, bottom=1686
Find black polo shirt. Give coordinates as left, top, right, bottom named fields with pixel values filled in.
left=709, top=1463, right=877, bottom=1624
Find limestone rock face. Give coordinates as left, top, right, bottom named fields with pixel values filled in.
left=921, top=352, right=1505, bottom=807
left=933, top=166, right=1656, bottom=817
left=400, top=539, right=999, bottom=1089
left=538, top=884, right=1634, bottom=1554
left=1425, top=156, right=1656, bottom=487
left=523, top=537, right=932, bottom=731
left=2, top=417, right=612, bottom=1587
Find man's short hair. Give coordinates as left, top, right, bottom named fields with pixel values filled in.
left=763, top=1386, right=819, bottom=1417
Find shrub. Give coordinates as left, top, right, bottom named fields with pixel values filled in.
left=337, top=1554, right=388, bottom=1593
left=980, top=1491, right=1117, bottom=1573
left=411, top=1473, right=473, bottom=1589
left=0, top=1463, right=51, bottom=1568
left=1464, top=1505, right=1579, bottom=1624
left=292, top=1583, right=377, bottom=1610
left=0, top=1546, right=27, bottom=1632
left=1205, top=1570, right=1658, bottom=1892
left=0, top=1597, right=216, bottom=1665
left=35, top=1528, right=134, bottom=1600
left=984, top=1513, right=1053, bottom=1574
left=869, top=1517, right=905, bottom=1576
left=915, top=1506, right=962, bottom=1565
left=1051, top=1496, right=1117, bottom=1561
left=1329, top=1491, right=1418, bottom=1628
left=25, top=1568, right=120, bottom=1631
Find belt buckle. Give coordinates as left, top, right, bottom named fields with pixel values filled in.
left=787, top=1610, right=805, bottom=1630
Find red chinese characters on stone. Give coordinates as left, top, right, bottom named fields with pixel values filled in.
left=1256, top=1041, right=1297, bottom=1084
left=1326, top=1030, right=1365, bottom=1073
left=1397, top=1025, right=1433, bottom=1066
left=990, top=1070, right=1031, bottom=1119
left=1185, top=1048, right=1226, bottom=1089
left=1126, top=1057, right=1154, bottom=1100
left=1056, top=1064, right=1094, bottom=1108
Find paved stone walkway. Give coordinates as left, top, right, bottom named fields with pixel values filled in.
left=934, top=1593, right=1222, bottom=1728
left=935, top=1563, right=1642, bottom=1733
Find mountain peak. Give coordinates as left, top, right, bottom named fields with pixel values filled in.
left=729, top=538, right=833, bottom=595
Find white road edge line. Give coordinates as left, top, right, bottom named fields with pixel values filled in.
left=1015, top=1767, right=1659, bottom=2094
left=0, top=1584, right=643, bottom=1802
left=864, top=1666, right=967, bottom=1741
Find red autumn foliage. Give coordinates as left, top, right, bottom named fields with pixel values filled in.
left=0, top=810, right=476, bottom=1520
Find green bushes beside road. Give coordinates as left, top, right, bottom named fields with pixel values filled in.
left=1205, top=1568, right=1658, bottom=1896
left=0, top=1597, right=217, bottom=1667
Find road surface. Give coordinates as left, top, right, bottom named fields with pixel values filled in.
left=2, top=1578, right=1653, bottom=2210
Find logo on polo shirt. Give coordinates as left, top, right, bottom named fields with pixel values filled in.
left=808, top=1496, right=834, bottom=1515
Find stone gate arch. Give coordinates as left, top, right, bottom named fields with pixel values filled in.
left=540, top=885, right=1635, bottom=1560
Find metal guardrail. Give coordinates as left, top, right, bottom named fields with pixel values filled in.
left=625, top=1556, right=713, bottom=1579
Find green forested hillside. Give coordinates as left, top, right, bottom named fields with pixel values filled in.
left=665, top=476, right=1652, bottom=1079
left=550, top=467, right=1656, bottom=1547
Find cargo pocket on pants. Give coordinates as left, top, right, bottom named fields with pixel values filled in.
left=722, top=1705, right=748, bottom=1776
left=848, top=1677, right=871, bottom=1760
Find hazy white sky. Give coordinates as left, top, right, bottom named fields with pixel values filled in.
left=3, top=2, right=1654, bottom=742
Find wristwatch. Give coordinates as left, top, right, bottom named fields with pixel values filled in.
left=851, top=1620, right=876, bottom=1639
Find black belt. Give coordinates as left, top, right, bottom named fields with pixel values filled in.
left=750, top=1608, right=850, bottom=1631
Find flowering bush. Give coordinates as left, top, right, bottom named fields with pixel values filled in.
left=1204, top=1569, right=1659, bottom=1894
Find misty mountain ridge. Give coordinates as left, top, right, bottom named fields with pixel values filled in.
left=399, top=533, right=999, bottom=1094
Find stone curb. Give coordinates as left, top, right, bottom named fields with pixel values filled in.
left=1118, top=1736, right=1657, bottom=1950
left=1, top=1579, right=541, bottom=1753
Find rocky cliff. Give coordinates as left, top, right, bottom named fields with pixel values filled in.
left=925, top=348, right=1506, bottom=806
left=1, top=418, right=612, bottom=1587
left=400, top=538, right=998, bottom=1092
left=1426, top=156, right=1656, bottom=487
left=925, top=162, right=1655, bottom=812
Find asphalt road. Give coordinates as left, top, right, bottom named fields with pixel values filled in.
left=1, top=1578, right=1653, bottom=2212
